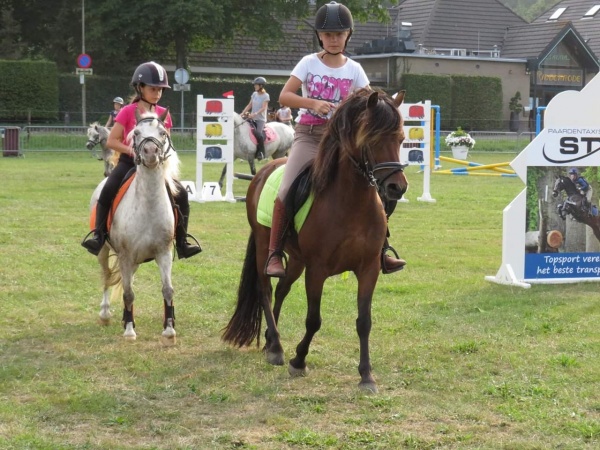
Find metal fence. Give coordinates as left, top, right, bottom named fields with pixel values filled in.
left=2, top=125, right=536, bottom=155
left=1, top=126, right=200, bottom=154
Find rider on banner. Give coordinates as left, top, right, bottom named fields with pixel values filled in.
left=568, top=167, right=593, bottom=214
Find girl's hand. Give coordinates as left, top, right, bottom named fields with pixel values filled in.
left=315, top=100, right=335, bottom=117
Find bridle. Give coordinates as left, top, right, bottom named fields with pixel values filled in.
left=349, top=145, right=406, bottom=195
left=132, top=117, right=173, bottom=167
left=86, top=131, right=105, bottom=160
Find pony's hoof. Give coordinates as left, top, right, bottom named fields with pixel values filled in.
left=160, top=327, right=177, bottom=347
left=123, top=322, right=136, bottom=340
left=266, top=351, right=284, bottom=366
left=98, top=310, right=112, bottom=325
left=288, top=363, right=308, bottom=378
left=358, top=381, right=378, bottom=394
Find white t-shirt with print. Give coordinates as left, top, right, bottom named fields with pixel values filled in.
left=291, top=53, right=369, bottom=126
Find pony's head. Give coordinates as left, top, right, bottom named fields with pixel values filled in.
left=313, top=88, right=408, bottom=200
left=129, top=109, right=180, bottom=190
left=86, top=122, right=107, bottom=150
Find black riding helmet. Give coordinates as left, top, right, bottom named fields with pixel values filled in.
left=131, top=61, right=170, bottom=88
left=314, top=1, right=354, bottom=51
left=131, top=61, right=171, bottom=105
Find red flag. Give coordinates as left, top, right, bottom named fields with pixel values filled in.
left=222, top=90, right=234, bottom=98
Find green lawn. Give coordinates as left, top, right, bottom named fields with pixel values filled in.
left=0, top=151, right=598, bottom=449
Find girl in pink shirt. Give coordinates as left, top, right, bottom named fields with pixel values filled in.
left=82, top=61, right=201, bottom=259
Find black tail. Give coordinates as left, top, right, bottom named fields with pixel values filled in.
left=222, top=232, right=264, bottom=347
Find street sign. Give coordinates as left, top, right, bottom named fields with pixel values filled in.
left=174, top=68, right=190, bottom=84
left=76, top=68, right=93, bottom=75
left=173, top=83, right=190, bottom=91
left=77, top=53, right=92, bottom=69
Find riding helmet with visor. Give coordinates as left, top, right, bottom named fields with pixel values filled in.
left=131, top=61, right=171, bottom=89
left=253, top=77, right=267, bottom=86
left=113, top=96, right=124, bottom=105
left=568, top=167, right=579, bottom=176
left=314, top=1, right=354, bottom=51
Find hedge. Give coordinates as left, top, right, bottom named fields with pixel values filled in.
left=0, top=60, right=504, bottom=130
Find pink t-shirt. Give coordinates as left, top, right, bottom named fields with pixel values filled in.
left=115, top=103, right=173, bottom=146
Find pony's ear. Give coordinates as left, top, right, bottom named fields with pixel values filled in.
left=393, top=90, right=406, bottom=107
left=158, top=107, right=169, bottom=123
left=135, top=108, right=142, bottom=124
left=367, top=91, right=379, bottom=109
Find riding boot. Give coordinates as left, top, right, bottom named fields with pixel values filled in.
left=265, top=197, right=288, bottom=278
left=82, top=202, right=109, bottom=256
left=381, top=237, right=407, bottom=274
left=255, top=135, right=265, bottom=161
left=175, top=214, right=202, bottom=259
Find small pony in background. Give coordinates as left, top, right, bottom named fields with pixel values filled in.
left=88, top=110, right=182, bottom=345
left=86, top=123, right=117, bottom=177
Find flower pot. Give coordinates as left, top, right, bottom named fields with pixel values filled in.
left=451, top=145, right=469, bottom=160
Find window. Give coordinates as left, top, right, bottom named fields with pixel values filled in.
left=549, top=7, right=567, bottom=20
left=584, top=5, right=600, bottom=17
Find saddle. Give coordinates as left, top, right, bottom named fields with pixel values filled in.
left=89, top=170, right=179, bottom=234
left=246, top=120, right=277, bottom=146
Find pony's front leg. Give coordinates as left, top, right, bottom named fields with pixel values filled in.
left=288, top=269, right=325, bottom=378
left=355, top=270, right=380, bottom=394
left=156, top=252, right=176, bottom=346
left=99, top=289, right=112, bottom=324
left=120, top=263, right=137, bottom=340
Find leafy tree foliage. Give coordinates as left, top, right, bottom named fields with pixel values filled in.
left=0, top=0, right=397, bottom=74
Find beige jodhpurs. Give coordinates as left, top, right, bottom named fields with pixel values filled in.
left=277, top=124, right=327, bottom=201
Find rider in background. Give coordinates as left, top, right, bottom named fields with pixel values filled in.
left=265, top=1, right=406, bottom=278
left=569, top=167, right=593, bottom=213
left=82, top=61, right=201, bottom=259
left=276, top=103, right=293, bottom=127
left=105, top=96, right=124, bottom=128
left=241, top=77, right=270, bottom=161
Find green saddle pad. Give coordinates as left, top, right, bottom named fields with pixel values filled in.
left=257, top=165, right=313, bottom=232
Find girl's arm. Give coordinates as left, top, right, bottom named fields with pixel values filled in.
left=107, top=122, right=133, bottom=157
left=279, top=75, right=334, bottom=116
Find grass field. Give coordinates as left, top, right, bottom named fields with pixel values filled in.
left=0, top=151, right=599, bottom=449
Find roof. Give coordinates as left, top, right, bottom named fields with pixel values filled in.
left=185, top=0, right=599, bottom=76
left=531, top=0, right=600, bottom=58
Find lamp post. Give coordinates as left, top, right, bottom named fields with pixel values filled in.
left=81, top=0, right=86, bottom=125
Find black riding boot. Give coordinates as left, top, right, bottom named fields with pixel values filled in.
left=82, top=202, right=109, bottom=256
left=175, top=214, right=202, bottom=259
left=255, top=135, right=265, bottom=161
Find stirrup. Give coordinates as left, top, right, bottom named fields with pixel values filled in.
left=175, top=234, right=202, bottom=259
left=381, top=245, right=405, bottom=274
left=81, top=229, right=104, bottom=256
left=265, top=250, right=287, bottom=277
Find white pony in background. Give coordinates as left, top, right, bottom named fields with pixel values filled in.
left=218, top=113, right=294, bottom=186
left=86, top=122, right=117, bottom=177
left=89, top=110, right=181, bottom=345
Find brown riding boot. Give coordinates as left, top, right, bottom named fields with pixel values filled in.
left=381, top=238, right=406, bottom=274
left=265, top=197, right=288, bottom=278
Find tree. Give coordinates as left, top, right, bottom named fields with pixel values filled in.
left=0, top=0, right=397, bottom=74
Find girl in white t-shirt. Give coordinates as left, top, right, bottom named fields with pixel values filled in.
left=265, top=1, right=406, bottom=278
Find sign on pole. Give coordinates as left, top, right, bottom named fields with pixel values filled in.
left=174, top=68, right=190, bottom=129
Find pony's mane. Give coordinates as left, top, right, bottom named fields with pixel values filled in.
left=128, top=112, right=181, bottom=194
left=310, top=88, right=403, bottom=196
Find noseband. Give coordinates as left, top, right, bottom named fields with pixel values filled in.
left=350, top=146, right=406, bottom=194
left=132, top=117, right=173, bottom=166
